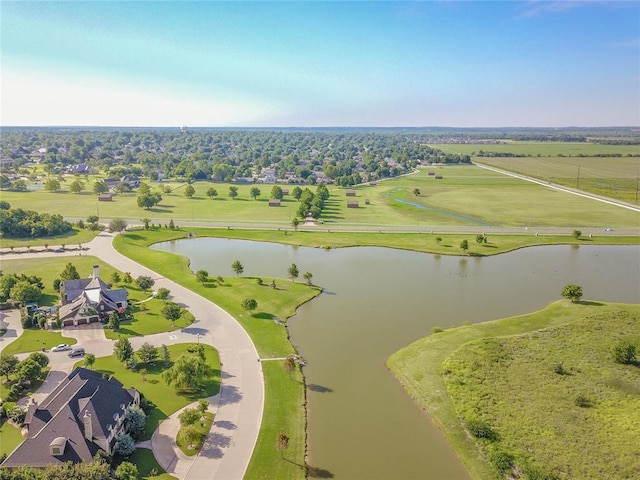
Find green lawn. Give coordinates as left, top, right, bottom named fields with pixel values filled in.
left=80, top=343, right=220, bottom=439
left=0, top=418, right=24, bottom=457
left=442, top=309, right=640, bottom=480
left=0, top=227, right=97, bottom=250
left=129, top=447, right=177, bottom=480
left=430, top=141, right=640, bottom=157
left=387, top=301, right=640, bottom=480
left=1, top=328, right=77, bottom=356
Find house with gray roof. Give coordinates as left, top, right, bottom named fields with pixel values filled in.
left=58, top=265, right=128, bottom=327
left=1, top=368, right=140, bottom=468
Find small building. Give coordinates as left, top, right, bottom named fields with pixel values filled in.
left=1, top=368, right=140, bottom=469
left=428, top=171, right=436, bottom=176
left=435, top=175, right=443, bottom=180
left=268, top=199, right=281, bottom=207
left=281, top=189, right=289, bottom=196
left=369, top=181, right=377, bottom=186
left=347, top=200, right=359, bottom=208
left=346, top=190, right=356, bottom=197
left=98, top=193, right=113, bottom=202
left=365, top=199, right=370, bottom=205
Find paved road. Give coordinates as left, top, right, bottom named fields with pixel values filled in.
left=3, top=232, right=264, bottom=480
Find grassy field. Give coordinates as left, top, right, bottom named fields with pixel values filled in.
left=129, top=448, right=176, bottom=480
left=0, top=419, right=24, bottom=457
left=386, top=301, right=640, bottom=480
left=430, top=142, right=640, bottom=157
left=1, top=328, right=77, bottom=356
left=2, top=165, right=639, bottom=229
left=0, top=228, right=97, bottom=250
left=442, top=309, right=640, bottom=480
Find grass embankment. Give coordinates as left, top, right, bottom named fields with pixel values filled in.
left=387, top=301, right=640, bottom=480
left=0, top=227, right=97, bottom=250
left=113, top=230, right=319, bottom=480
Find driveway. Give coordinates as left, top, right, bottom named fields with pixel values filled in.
left=3, top=232, right=264, bottom=480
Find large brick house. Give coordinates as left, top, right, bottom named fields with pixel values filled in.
left=1, top=368, right=140, bottom=468
left=58, top=265, right=128, bottom=327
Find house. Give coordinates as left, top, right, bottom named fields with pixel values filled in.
left=1, top=368, right=140, bottom=469
left=346, top=190, right=356, bottom=197
left=58, top=265, right=127, bottom=327
left=98, top=193, right=113, bottom=202
left=347, top=200, right=359, bottom=208
left=268, top=199, right=281, bottom=207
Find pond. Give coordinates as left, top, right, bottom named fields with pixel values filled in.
left=153, top=239, right=639, bottom=479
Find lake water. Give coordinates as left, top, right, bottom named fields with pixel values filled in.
left=153, top=239, right=640, bottom=479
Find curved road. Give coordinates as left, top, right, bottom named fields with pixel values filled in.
left=2, top=232, right=264, bottom=480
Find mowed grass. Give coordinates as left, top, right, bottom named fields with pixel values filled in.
left=0, top=418, right=24, bottom=457
left=1, top=328, right=77, bottom=356
left=129, top=448, right=177, bottom=480
left=430, top=141, right=640, bottom=157
left=0, top=228, right=97, bottom=250
left=3, top=165, right=639, bottom=228
left=474, top=156, right=640, bottom=204
left=386, top=301, right=640, bottom=480
left=443, top=309, right=640, bottom=480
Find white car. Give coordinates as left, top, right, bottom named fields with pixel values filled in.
left=51, top=344, right=71, bottom=352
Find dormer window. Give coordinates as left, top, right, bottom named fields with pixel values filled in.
left=49, top=437, right=66, bottom=456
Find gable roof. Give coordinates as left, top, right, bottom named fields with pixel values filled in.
left=2, top=368, right=137, bottom=468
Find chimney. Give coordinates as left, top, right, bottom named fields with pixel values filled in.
left=92, top=265, right=100, bottom=279
left=83, top=410, right=93, bottom=440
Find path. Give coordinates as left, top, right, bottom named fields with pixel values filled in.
left=3, top=232, right=264, bottom=480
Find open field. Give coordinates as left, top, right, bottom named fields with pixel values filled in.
left=2, top=166, right=639, bottom=229
left=387, top=301, right=640, bottom=480
left=443, top=309, right=640, bottom=480
left=430, top=142, right=640, bottom=157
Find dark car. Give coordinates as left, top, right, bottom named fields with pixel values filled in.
left=68, top=347, right=85, bottom=358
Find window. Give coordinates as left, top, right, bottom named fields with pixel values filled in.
left=52, top=447, right=60, bottom=455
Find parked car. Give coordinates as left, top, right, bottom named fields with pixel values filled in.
left=68, top=347, right=85, bottom=358
left=51, top=344, right=71, bottom=352
left=602, top=227, right=614, bottom=232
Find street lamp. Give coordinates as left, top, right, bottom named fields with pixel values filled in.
left=197, top=333, right=201, bottom=345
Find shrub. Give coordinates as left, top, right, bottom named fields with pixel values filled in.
left=575, top=394, right=593, bottom=408
left=114, top=433, right=136, bottom=457
left=613, top=341, right=637, bottom=365
left=466, top=418, right=498, bottom=441
left=553, top=363, right=567, bottom=375
left=431, top=327, right=443, bottom=334
left=489, top=448, right=514, bottom=473
left=8, top=405, right=26, bottom=424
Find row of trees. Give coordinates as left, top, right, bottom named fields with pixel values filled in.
left=0, top=206, right=73, bottom=238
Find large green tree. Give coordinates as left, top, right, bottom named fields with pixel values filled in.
left=114, top=338, right=134, bottom=363
left=561, top=284, right=583, bottom=303
left=231, top=260, right=244, bottom=276
left=162, top=354, right=214, bottom=392
left=161, top=301, right=183, bottom=326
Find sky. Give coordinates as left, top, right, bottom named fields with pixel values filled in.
left=1, top=1, right=639, bottom=127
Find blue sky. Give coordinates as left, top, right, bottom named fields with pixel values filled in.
left=1, top=1, right=638, bottom=127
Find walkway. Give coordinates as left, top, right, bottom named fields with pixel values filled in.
left=2, top=232, right=264, bottom=480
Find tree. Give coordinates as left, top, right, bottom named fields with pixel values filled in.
left=111, top=272, right=121, bottom=285
left=114, top=433, right=136, bottom=457
left=241, top=298, right=258, bottom=316
left=69, top=179, right=84, bottom=194
left=162, top=344, right=171, bottom=365
left=413, top=188, right=420, bottom=196
left=303, top=272, right=313, bottom=285
left=93, top=180, right=109, bottom=195
left=198, top=399, right=209, bottom=416
left=275, top=432, right=289, bottom=459
left=288, top=263, right=299, bottom=282
left=283, top=355, right=296, bottom=379
left=161, top=301, right=183, bottom=326
left=109, top=218, right=128, bottom=234
left=137, top=342, right=159, bottom=364
left=231, top=260, right=244, bottom=276
left=291, top=186, right=303, bottom=200
left=206, top=187, right=218, bottom=199
left=613, top=341, right=637, bottom=364
left=476, top=234, right=486, bottom=244
left=162, top=354, right=214, bottom=392
left=182, top=424, right=201, bottom=449
left=107, top=311, right=120, bottom=331
left=250, top=186, right=261, bottom=200
left=561, top=284, right=583, bottom=303
left=115, top=461, right=139, bottom=480
left=460, top=239, right=469, bottom=253
left=123, top=404, right=146, bottom=440
left=270, top=185, right=283, bottom=200
left=15, top=358, right=42, bottom=384
left=228, top=185, right=238, bottom=199
left=573, top=229, right=582, bottom=239
left=44, top=178, right=61, bottom=192
left=123, top=272, right=133, bottom=285
left=60, top=262, right=80, bottom=281
left=83, top=353, right=96, bottom=369
left=436, top=236, right=442, bottom=244
left=0, top=354, right=19, bottom=381
left=196, top=270, right=208, bottom=285
left=178, top=407, right=200, bottom=427
left=12, top=179, right=27, bottom=191
left=28, top=352, right=49, bottom=368
left=136, top=275, right=155, bottom=292
left=184, top=184, right=196, bottom=198
left=156, top=287, right=170, bottom=300
left=9, top=281, right=42, bottom=305
left=292, top=217, right=300, bottom=231
left=137, top=193, right=156, bottom=209
left=114, top=338, right=134, bottom=363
